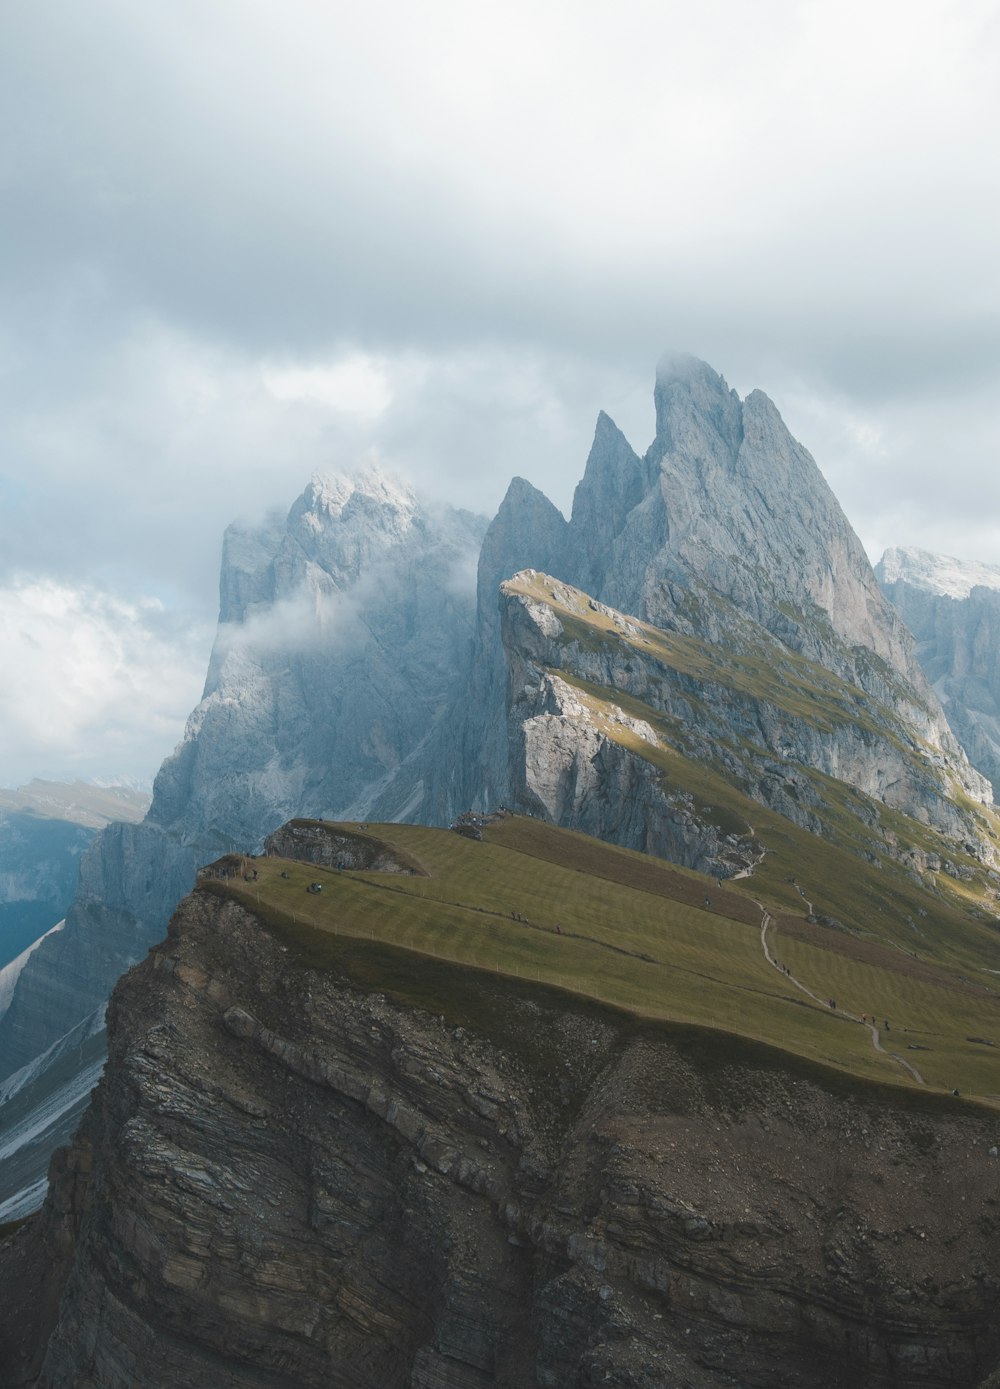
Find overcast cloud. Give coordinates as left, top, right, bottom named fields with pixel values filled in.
left=1, top=0, right=999, bottom=786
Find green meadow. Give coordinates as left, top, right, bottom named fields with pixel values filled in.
left=209, top=813, right=1000, bottom=1105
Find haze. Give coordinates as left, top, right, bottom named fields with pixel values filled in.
left=1, top=0, right=998, bottom=785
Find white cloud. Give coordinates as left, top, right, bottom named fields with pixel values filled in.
left=0, top=577, right=212, bottom=786
left=1, top=0, right=1000, bottom=791
left=261, top=354, right=392, bottom=418
left=213, top=585, right=361, bottom=660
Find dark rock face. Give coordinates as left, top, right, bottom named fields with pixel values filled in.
left=4, top=890, right=1000, bottom=1387
left=261, top=820, right=424, bottom=874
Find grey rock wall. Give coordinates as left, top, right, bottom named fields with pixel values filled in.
left=0, top=471, right=485, bottom=1214
left=878, top=547, right=1000, bottom=797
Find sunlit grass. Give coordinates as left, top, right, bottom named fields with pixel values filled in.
left=208, top=816, right=1000, bottom=1105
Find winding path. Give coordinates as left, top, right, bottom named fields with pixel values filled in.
left=759, top=908, right=925, bottom=1086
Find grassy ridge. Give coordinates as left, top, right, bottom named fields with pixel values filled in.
left=560, top=673, right=1000, bottom=971
left=210, top=816, right=1000, bottom=1103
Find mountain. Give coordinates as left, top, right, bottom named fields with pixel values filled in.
left=0, top=474, right=485, bottom=1221
left=0, top=782, right=149, bottom=972
left=5, top=819, right=1000, bottom=1387
left=383, top=356, right=989, bottom=842
left=2, top=356, right=997, bottom=1233
left=877, top=546, right=1000, bottom=796
left=8, top=354, right=1000, bottom=1381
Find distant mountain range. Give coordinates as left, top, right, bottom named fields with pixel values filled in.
left=0, top=781, right=149, bottom=970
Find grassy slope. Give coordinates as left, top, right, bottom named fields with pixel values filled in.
left=209, top=813, right=1000, bottom=1104
left=207, top=573, right=1000, bottom=1105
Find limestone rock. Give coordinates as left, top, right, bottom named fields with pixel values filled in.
left=878, top=546, right=1000, bottom=796
left=0, top=470, right=485, bottom=1216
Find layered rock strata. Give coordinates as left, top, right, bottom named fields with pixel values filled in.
left=492, top=574, right=994, bottom=874
left=4, top=889, right=1000, bottom=1387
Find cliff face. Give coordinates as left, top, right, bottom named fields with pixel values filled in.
left=490, top=573, right=994, bottom=877
left=5, top=887, right=1000, bottom=1388
left=0, top=472, right=484, bottom=1217
left=4, top=360, right=996, bottom=1229
left=402, top=359, right=988, bottom=829
left=150, top=470, right=486, bottom=842
left=564, top=359, right=958, bottom=760
left=877, top=547, right=1000, bottom=797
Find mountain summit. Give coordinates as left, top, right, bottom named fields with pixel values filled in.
left=1, top=357, right=996, bottom=1227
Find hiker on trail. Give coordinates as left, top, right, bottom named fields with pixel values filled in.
left=555, top=923, right=561, bottom=934
left=704, top=896, right=711, bottom=908
left=884, top=1019, right=890, bottom=1031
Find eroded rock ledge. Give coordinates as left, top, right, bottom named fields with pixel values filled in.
left=4, top=890, right=1000, bottom=1387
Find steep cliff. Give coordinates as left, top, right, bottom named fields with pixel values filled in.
left=564, top=358, right=957, bottom=758
left=492, top=572, right=999, bottom=884
left=4, top=358, right=996, bottom=1232
left=5, top=835, right=1000, bottom=1388
left=0, top=472, right=485, bottom=1218
left=878, top=547, right=1000, bottom=797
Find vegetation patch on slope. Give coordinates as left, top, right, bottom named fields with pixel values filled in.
left=207, top=817, right=1000, bottom=1104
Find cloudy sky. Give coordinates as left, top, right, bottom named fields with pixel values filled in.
left=1, top=0, right=998, bottom=787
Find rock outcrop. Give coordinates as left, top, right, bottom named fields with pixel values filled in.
left=0, top=472, right=485, bottom=1217
left=568, top=358, right=948, bottom=735
left=489, top=572, right=992, bottom=879
left=3, top=359, right=996, bottom=1227
left=4, top=886, right=1000, bottom=1387
left=877, top=547, right=1000, bottom=797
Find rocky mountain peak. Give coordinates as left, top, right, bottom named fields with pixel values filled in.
left=652, top=353, right=744, bottom=464
left=476, top=477, right=568, bottom=632
left=293, top=467, right=417, bottom=530
left=877, top=545, right=1000, bottom=600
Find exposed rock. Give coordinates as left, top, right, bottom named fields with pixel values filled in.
left=3, top=360, right=996, bottom=1229
left=878, top=546, right=1000, bottom=796
left=261, top=820, right=424, bottom=874
left=5, top=889, right=1000, bottom=1386
left=494, top=574, right=991, bottom=862
left=0, top=471, right=485, bottom=1215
